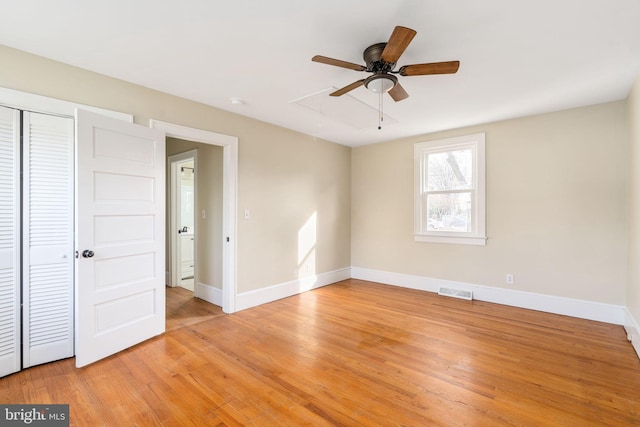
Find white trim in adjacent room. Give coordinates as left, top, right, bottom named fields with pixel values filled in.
left=196, top=282, right=223, bottom=307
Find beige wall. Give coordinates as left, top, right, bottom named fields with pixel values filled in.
left=2, top=43, right=634, bottom=310
left=352, top=101, right=628, bottom=304
left=628, top=75, right=640, bottom=320
left=0, top=45, right=352, bottom=295
left=239, top=126, right=351, bottom=290
left=167, top=138, right=224, bottom=290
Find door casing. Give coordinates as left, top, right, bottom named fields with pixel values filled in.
left=151, top=120, right=237, bottom=314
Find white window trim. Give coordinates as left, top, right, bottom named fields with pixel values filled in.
left=414, top=133, right=486, bottom=246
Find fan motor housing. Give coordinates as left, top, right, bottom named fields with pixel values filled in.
left=364, top=43, right=395, bottom=73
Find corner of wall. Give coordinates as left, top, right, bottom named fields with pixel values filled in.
left=624, top=307, right=640, bottom=359
left=626, top=72, right=640, bottom=359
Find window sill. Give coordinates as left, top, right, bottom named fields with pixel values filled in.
left=414, top=234, right=487, bottom=246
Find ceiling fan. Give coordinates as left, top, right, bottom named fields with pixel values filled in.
left=312, top=26, right=460, bottom=102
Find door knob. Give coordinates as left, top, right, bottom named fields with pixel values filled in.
left=82, top=250, right=95, bottom=258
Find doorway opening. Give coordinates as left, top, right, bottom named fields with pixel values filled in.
left=152, top=119, right=238, bottom=314
left=166, top=136, right=227, bottom=312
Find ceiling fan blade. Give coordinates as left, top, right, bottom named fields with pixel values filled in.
left=388, top=82, right=409, bottom=102
left=312, top=55, right=366, bottom=71
left=398, top=61, right=460, bottom=76
left=381, top=26, right=417, bottom=64
left=330, top=79, right=366, bottom=96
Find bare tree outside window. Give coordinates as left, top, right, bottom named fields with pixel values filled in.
left=424, top=149, right=472, bottom=231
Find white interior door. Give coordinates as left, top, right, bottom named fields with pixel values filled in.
left=0, top=105, right=20, bottom=377
left=22, top=111, right=74, bottom=368
left=75, top=109, right=165, bottom=368
left=178, top=161, right=195, bottom=286
left=168, top=150, right=197, bottom=288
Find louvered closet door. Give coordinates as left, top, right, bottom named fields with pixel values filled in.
left=0, top=106, right=20, bottom=378
left=22, top=111, right=74, bottom=368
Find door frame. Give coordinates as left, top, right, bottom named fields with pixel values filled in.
left=0, top=86, right=133, bottom=122
left=150, top=120, right=237, bottom=314
left=168, top=150, right=198, bottom=289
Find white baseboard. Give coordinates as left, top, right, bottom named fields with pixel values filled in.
left=351, top=267, right=625, bottom=325
left=624, top=308, right=640, bottom=358
left=225, top=265, right=637, bottom=360
left=195, top=282, right=223, bottom=307
left=235, top=268, right=351, bottom=312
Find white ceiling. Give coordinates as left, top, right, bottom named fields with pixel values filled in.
left=2, top=0, right=640, bottom=147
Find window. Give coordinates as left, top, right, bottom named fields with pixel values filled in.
left=414, top=133, right=486, bottom=245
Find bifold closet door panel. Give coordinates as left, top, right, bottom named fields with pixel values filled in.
left=0, top=105, right=20, bottom=378
left=22, top=111, right=74, bottom=368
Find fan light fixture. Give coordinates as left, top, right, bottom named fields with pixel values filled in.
left=364, top=74, right=397, bottom=93
left=312, top=26, right=460, bottom=130
left=364, top=74, right=398, bottom=130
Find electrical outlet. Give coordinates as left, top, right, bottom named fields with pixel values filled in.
left=506, top=274, right=514, bottom=285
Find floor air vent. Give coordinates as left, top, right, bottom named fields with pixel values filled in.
left=438, top=287, right=473, bottom=301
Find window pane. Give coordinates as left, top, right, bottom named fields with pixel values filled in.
left=426, top=149, right=472, bottom=191
left=425, top=192, right=472, bottom=232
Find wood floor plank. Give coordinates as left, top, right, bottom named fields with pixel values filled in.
left=2, top=280, right=640, bottom=426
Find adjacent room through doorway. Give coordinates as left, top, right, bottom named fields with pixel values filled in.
left=166, top=138, right=225, bottom=311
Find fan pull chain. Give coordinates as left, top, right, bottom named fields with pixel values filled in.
left=378, top=91, right=384, bottom=130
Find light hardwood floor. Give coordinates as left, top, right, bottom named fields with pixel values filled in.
left=165, top=286, right=224, bottom=332
left=2, top=280, right=640, bottom=426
